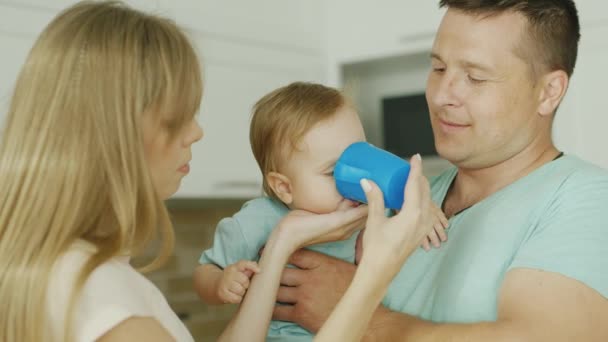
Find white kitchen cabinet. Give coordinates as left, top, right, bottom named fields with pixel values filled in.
left=0, top=0, right=162, bottom=11
left=159, top=0, right=324, bottom=52
left=0, top=1, right=326, bottom=199
left=325, top=0, right=608, bottom=69
left=325, top=0, right=444, bottom=76
left=175, top=33, right=325, bottom=198
left=0, top=1, right=165, bottom=136
left=164, top=1, right=327, bottom=198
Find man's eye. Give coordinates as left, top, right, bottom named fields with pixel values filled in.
left=467, top=74, right=485, bottom=84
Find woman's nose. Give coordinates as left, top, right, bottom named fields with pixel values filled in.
left=184, top=119, right=203, bottom=147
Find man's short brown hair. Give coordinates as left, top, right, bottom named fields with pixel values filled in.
left=250, top=82, right=348, bottom=199
left=439, top=0, right=580, bottom=78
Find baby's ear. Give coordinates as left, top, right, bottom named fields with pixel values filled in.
left=266, top=172, right=293, bottom=204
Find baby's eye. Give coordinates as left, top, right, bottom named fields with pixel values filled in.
left=324, top=171, right=334, bottom=177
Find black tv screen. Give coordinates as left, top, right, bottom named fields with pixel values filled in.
left=382, top=93, right=437, bottom=158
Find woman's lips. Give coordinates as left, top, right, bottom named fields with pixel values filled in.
left=178, top=164, right=190, bottom=174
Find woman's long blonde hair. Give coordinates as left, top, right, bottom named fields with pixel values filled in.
left=0, top=1, right=202, bottom=341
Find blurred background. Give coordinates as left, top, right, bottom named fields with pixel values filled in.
left=1, top=1, right=607, bottom=340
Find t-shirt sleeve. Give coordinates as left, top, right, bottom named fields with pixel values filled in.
left=508, top=170, right=608, bottom=298
left=199, top=197, right=289, bottom=268
left=199, top=216, right=255, bottom=268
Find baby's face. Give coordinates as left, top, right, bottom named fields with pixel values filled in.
left=283, top=105, right=366, bottom=214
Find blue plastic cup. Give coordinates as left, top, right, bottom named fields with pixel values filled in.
left=334, top=142, right=411, bottom=209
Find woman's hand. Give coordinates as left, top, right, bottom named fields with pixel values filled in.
left=359, top=154, right=434, bottom=275
left=219, top=195, right=366, bottom=342
left=271, top=204, right=368, bottom=254
left=314, top=155, right=435, bottom=342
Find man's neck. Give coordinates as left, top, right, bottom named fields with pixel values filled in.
left=443, top=144, right=560, bottom=218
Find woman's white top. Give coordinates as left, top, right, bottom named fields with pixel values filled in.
left=47, top=240, right=194, bottom=341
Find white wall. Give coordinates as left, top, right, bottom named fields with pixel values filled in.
left=0, top=0, right=165, bottom=136
left=554, top=23, right=608, bottom=170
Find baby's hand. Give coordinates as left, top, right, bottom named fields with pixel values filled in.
left=421, top=203, right=449, bottom=251
left=217, top=260, right=260, bottom=304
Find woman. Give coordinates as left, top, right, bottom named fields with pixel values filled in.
left=0, top=1, right=433, bottom=341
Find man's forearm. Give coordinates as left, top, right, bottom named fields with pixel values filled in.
left=315, top=262, right=390, bottom=341
left=363, top=307, right=523, bottom=342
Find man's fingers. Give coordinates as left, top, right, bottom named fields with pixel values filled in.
left=280, top=267, right=305, bottom=286
left=272, top=304, right=295, bottom=322
left=287, top=249, right=324, bottom=269
left=275, top=286, right=298, bottom=304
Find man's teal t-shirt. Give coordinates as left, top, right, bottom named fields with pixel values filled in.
left=199, top=197, right=358, bottom=342
left=383, top=155, right=608, bottom=322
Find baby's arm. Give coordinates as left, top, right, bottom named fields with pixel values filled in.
left=194, top=261, right=260, bottom=305
left=355, top=201, right=449, bottom=262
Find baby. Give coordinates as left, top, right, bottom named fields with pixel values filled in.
left=194, top=82, right=448, bottom=341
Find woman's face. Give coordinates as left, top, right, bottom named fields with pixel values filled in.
left=143, top=115, right=203, bottom=199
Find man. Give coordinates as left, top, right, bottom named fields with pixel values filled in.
left=273, top=1, right=608, bottom=340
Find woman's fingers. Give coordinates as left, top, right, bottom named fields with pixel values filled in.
left=276, top=204, right=368, bottom=250
left=306, top=206, right=368, bottom=244
left=399, top=154, right=426, bottom=218
left=360, top=179, right=387, bottom=231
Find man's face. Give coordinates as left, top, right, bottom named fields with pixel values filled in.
left=426, top=9, right=546, bottom=169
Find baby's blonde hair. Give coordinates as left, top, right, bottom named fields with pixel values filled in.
left=0, top=1, right=202, bottom=341
left=249, top=82, right=348, bottom=200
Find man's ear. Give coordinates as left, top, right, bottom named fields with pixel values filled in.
left=538, top=70, right=569, bottom=117
left=266, top=172, right=293, bottom=204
